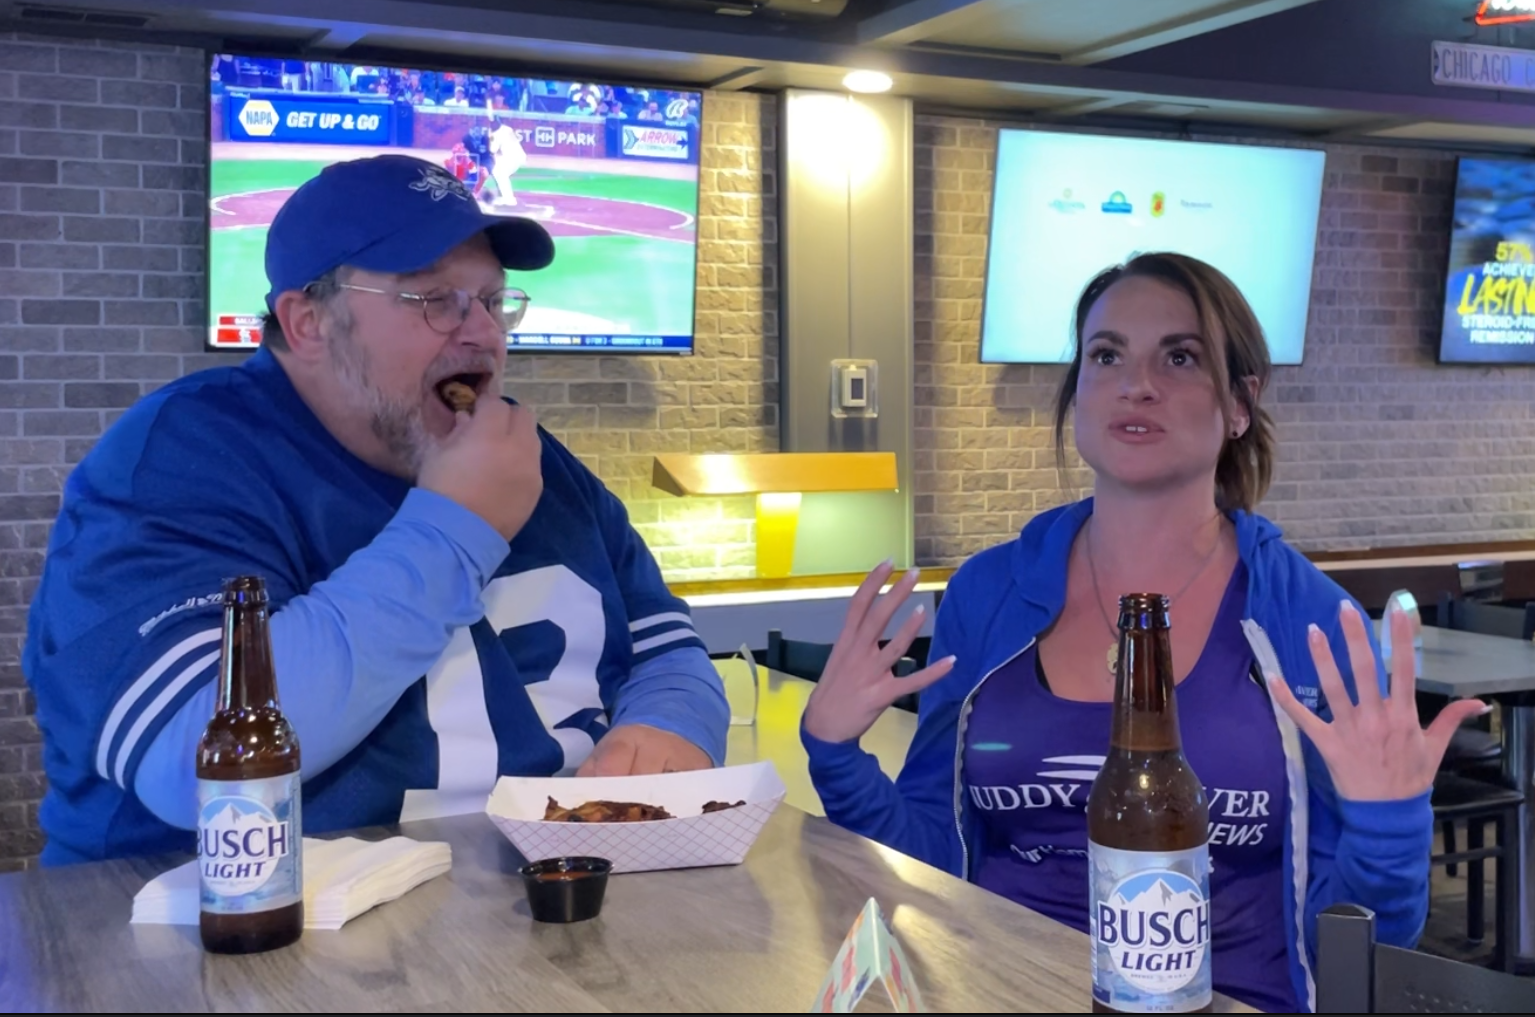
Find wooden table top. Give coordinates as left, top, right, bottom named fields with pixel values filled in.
left=0, top=807, right=1256, bottom=1013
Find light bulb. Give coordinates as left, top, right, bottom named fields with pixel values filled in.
left=842, top=70, right=893, bottom=94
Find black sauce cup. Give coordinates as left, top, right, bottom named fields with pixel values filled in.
left=519, top=857, right=613, bottom=923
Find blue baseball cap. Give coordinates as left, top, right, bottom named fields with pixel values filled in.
left=262, top=153, right=555, bottom=313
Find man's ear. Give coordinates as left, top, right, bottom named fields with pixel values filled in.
left=274, top=290, right=329, bottom=364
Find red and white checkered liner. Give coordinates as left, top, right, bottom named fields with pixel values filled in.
left=484, top=760, right=787, bottom=874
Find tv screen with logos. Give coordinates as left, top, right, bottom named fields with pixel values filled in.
left=1438, top=156, right=1535, bottom=364
left=979, top=129, right=1326, bottom=366
left=207, top=54, right=702, bottom=354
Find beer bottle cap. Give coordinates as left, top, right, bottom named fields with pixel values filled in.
left=1117, top=593, right=1171, bottom=630
left=222, top=575, right=270, bottom=606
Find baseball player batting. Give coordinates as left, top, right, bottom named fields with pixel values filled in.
left=488, top=115, right=527, bottom=208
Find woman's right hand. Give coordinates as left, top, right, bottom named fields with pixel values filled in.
left=802, top=560, right=957, bottom=744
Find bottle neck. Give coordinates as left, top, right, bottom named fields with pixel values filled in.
left=1108, top=628, right=1183, bottom=753
left=218, top=601, right=279, bottom=713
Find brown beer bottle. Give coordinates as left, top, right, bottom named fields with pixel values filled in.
left=1086, top=593, right=1212, bottom=1014
left=196, top=575, right=304, bottom=954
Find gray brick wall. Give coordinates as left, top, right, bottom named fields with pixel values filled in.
left=0, top=32, right=209, bottom=871
left=913, top=115, right=1519, bottom=565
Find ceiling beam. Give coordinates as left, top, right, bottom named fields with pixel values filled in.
left=306, top=24, right=371, bottom=52
left=1043, top=95, right=1135, bottom=118
left=1064, top=0, right=1325, bottom=65
left=852, top=0, right=994, bottom=47
left=705, top=65, right=770, bottom=90
left=1318, top=116, right=1418, bottom=141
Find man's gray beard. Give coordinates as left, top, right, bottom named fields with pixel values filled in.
left=326, top=319, right=431, bottom=478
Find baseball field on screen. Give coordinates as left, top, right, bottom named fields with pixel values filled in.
left=209, top=142, right=701, bottom=343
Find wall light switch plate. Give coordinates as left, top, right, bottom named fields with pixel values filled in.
left=831, top=359, right=878, bottom=419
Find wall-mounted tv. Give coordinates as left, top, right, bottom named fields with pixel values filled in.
left=979, top=129, right=1326, bottom=367
left=1439, top=156, right=1535, bottom=365
left=208, top=55, right=702, bottom=354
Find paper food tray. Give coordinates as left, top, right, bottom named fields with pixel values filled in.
left=485, top=760, right=786, bottom=874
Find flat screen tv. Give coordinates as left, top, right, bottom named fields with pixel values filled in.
left=979, top=129, right=1326, bottom=366
left=1439, top=156, right=1535, bottom=365
left=208, top=54, right=703, bottom=353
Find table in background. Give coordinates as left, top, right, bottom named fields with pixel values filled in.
left=720, top=662, right=917, bottom=816
left=0, top=808, right=1255, bottom=1013
left=1383, top=622, right=1535, bottom=967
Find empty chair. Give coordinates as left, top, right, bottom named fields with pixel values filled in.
left=1433, top=593, right=1527, bottom=780
left=1427, top=771, right=1522, bottom=971
left=1316, top=902, right=1535, bottom=1013
left=1438, top=593, right=1535, bottom=641
left=763, top=628, right=834, bottom=682
left=1427, top=594, right=1528, bottom=966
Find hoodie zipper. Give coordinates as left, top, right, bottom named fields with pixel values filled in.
left=951, top=637, right=1035, bottom=881
left=1240, top=615, right=1316, bottom=1012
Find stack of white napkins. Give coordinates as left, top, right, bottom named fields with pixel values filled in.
left=131, top=836, right=452, bottom=930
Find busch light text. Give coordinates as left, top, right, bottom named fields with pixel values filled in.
left=1090, top=843, right=1213, bottom=1011
left=197, top=775, right=303, bottom=913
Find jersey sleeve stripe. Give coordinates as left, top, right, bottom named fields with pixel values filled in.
left=631, top=627, right=702, bottom=657
left=94, top=628, right=221, bottom=781
left=110, top=648, right=220, bottom=789
left=628, top=611, right=693, bottom=634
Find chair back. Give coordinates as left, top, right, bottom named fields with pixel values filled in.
left=764, top=629, right=834, bottom=681
left=763, top=629, right=920, bottom=712
left=1316, top=903, right=1535, bottom=1013
left=1458, top=560, right=1506, bottom=603
left=1437, top=594, right=1535, bottom=641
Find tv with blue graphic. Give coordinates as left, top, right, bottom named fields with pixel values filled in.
left=979, top=129, right=1326, bottom=366
left=1439, top=156, right=1535, bottom=364
left=207, top=54, right=702, bottom=354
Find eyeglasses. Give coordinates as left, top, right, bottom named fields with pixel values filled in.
left=327, top=283, right=531, bottom=334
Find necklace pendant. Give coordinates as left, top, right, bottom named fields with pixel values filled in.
left=1107, top=643, right=1118, bottom=676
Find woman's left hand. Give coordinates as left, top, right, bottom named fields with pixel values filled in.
left=1265, top=600, right=1490, bottom=802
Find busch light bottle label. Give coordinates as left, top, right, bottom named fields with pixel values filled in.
left=197, top=774, right=303, bottom=915
left=1089, top=843, right=1212, bottom=1013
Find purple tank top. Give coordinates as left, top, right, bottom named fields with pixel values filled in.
left=961, top=564, right=1296, bottom=1014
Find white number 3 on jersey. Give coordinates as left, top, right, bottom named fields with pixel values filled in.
left=399, top=565, right=606, bottom=822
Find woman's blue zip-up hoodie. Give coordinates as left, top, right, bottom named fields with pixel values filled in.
left=804, top=498, right=1432, bottom=1013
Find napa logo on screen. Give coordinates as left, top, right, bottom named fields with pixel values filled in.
left=1049, top=188, right=1086, bottom=213
left=1102, top=190, right=1133, bottom=214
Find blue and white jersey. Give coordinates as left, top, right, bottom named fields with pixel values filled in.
left=24, top=346, right=726, bottom=864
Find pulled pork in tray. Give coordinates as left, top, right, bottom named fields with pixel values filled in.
left=541, top=798, right=748, bottom=822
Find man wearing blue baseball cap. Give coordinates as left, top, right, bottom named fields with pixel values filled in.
left=23, top=154, right=729, bottom=864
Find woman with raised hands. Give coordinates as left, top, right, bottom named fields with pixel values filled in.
left=800, top=252, right=1485, bottom=1014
